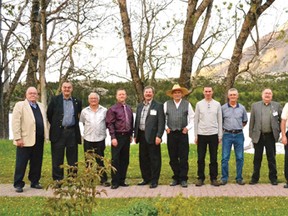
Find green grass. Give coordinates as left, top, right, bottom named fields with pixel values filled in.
left=0, top=139, right=287, bottom=215
left=0, top=139, right=285, bottom=185
left=1, top=196, right=288, bottom=215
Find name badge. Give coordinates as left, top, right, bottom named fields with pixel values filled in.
left=273, top=111, right=278, bottom=116
left=150, top=109, right=157, bottom=115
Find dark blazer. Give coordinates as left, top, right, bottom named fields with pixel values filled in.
left=249, top=101, right=282, bottom=143
left=47, top=94, right=82, bottom=144
left=134, top=100, right=165, bottom=144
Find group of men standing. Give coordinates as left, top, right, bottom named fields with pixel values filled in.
left=11, top=81, right=288, bottom=193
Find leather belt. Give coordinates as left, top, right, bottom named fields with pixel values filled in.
left=223, top=129, right=242, bottom=134
left=116, top=132, right=130, bottom=136
left=62, top=125, right=75, bottom=129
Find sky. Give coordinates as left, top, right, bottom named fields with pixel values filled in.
left=77, top=0, right=288, bottom=83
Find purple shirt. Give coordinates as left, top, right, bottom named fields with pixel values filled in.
left=106, top=102, right=133, bottom=139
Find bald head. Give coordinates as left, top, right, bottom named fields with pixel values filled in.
left=26, top=87, right=38, bottom=103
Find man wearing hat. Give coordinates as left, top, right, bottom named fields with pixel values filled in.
left=164, top=84, right=194, bottom=187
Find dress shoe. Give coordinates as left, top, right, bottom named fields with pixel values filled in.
left=249, top=180, right=258, bottom=185
left=15, top=187, right=23, bottom=193
left=195, top=179, right=204, bottom=187
left=211, top=180, right=220, bottom=187
left=119, top=182, right=129, bottom=187
left=236, top=180, right=245, bottom=185
left=101, top=181, right=111, bottom=187
left=180, top=181, right=188, bottom=188
left=149, top=183, right=158, bottom=189
left=111, top=184, right=119, bottom=189
left=284, top=183, right=288, bottom=188
left=31, top=183, right=43, bottom=189
left=220, top=180, right=227, bottom=186
left=271, top=180, right=278, bottom=185
left=169, top=179, right=179, bottom=186
left=137, top=180, right=149, bottom=186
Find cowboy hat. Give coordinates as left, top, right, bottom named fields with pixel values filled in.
left=166, top=84, right=189, bottom=97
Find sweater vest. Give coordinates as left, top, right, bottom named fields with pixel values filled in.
left=166, top=100, right=188, bottom=131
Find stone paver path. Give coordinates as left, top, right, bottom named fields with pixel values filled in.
left=1, top=183, right=288, bottom=198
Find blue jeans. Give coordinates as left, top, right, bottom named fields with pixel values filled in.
left=221, top=132, right=244, bottom=182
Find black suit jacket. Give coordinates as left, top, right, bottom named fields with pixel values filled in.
left=47, top=94, right=82, bottom=144
left=134, top=100, right=165, bottom=144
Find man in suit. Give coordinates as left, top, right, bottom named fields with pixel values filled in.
left=47, top=81, right=82, bottom=184
left=249, top=88, right=282, bottom=185
left=12, top=87, right=49, bottom=193
left=134, top=86, right=165, bottom=189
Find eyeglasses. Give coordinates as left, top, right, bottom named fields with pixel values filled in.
left=208, top=103, right=210, bottom=109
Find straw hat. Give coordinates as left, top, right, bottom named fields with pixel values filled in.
left=166, top=84, right=189, bottom=97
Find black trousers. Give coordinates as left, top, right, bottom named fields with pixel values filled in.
left=167, top=131, right=189, bottom=181
left=84, top=139, right=108, bottom=183
left=51, top=128, right=78, bottom=180
left=285, top=132, right=288, bottom=182
left=14, top=137, right=44, bottom=188
left=197, top=134, right=218, bottom=181
left=252, top=133, right=277, bottom=182
left=139, top=130, right=161, bottom=184
left=111, top=134, right=130, bottom=185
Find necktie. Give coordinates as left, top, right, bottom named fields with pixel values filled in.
left=31, top=103, right=37, bottom=109
left=123, top=105, right=130, bottom=131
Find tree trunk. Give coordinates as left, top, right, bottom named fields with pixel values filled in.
left=179, top=0, right=213, bottom=90
left=117, top=0, right=144, bottom=102
left=225, top=0, right=275, bottom=92
left=27, top=0, right=40, bottom=87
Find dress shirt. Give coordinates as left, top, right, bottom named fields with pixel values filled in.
left=106, top=102, right=133, bottom=139
left=194, top=99, right=222, bottom=137
left=62, top=97, right=75, bottom=126
left=261, top=102, right=272, bottom=133
left=222, top=103, right=248, bottom=130
left=80, top=105, right=107, bottom=142
left=163, top=99, right=194, bottom=130
left=139, top=102, right=151, bottom=131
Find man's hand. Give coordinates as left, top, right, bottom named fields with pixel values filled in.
left=16, top=139, right=24, bottom=148
left=111, top=138, right=118, bottom=147
left=182, top=127, right=188, bottom=134
left=155, top=137, right=161, bottom=145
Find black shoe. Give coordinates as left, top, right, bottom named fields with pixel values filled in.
left=15, top=187, right=23, bottom=193
left=195, top=179, right=204, bottom=187
left=101, top=181, right=111, bottom=187
left=180, top=181, right=188, bottom=188
left=236, top=180, right=245, bottom=185
left=170, top=179, right=179, bottom=186
left=149, top=183, right=158, bottom=189
left=271, top=180, right=278, bottom=185
left=31, top=183, right=43, bottom=189
left=137, top=180, right=149, bottom=186
left=249, top=180, right=258, bottom=185
left=111, top=184, right=119, bottom=189
left=211, top=180, right=220, bottom=187
left=119, top=182, right=129, bottom=187
left=220, top=180, right=227, bottom=186
left=284, top=183, right=288, bottom=188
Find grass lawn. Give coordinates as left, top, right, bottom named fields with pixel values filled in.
left=0, top=139, right=287, bottom=215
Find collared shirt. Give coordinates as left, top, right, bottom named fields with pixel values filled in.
left=194, top=99, right=222, bottom=137
left=163, top=99, right=194, bottom=130
left=139, top=101, right=151, bottom=130
left=261, top=102, right=272, bottom=133
left=28, top=101, right=37, bottom=109
left=62, top=97, right=75, bottom=126
left=80, top=105, right=107, bottom=142
left=106, top=102, right=133, bottom=139
left=222, top=103, right=248, bottom=130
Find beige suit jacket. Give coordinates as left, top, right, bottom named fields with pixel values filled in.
left=12, top=99, right=49, bottom=146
